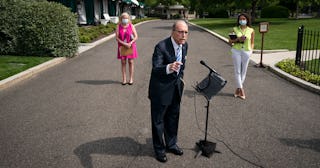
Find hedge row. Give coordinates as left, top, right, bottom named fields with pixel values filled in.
left=261, top=6, right=290, bottom=18
left=0, top=0, right=79, bottom=57
left=79, top=24, right=116, bottom=43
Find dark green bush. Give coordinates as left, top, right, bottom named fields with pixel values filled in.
left=0, top=0, right=79, bottom=57
left=207, top=8, right=228, bottom=18
left=172, top=14, right=182, bottom=19
left=78, top=17, right=154, bottom=43
left=276, top=59, right=320, bottom=85
left=79, top=24, right=116, bottom=43
left=261, top=6, right=289, bottom=18
left=79, top=35, right=91, bottom=43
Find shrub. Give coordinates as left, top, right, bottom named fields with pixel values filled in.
left=79, top=35, right=91, bottom=43
left=78, top=17, right=154, bottom=43
left=207, top=8, right=228, bottom=18
left=0, top=0, right=79, bottom=57
left=276, top=59, right=320, bottom=85
left=261, top=6, right=290, bottom=18
left=79, top=24, right=116, bottom=43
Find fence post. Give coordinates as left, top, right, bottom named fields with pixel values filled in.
left=295, top=25, right=304, bottom=65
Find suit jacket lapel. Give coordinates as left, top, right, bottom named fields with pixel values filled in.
left=166, top=38, right=176, bottom=62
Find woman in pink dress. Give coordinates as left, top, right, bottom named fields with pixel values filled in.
left=115, top=12, right=138, bottom=85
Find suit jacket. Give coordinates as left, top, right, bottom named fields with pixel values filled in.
left=148, top=37, right=188, bottom=105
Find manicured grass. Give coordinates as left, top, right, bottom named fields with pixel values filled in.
left=0, top=55, right=53, bottom=80
left=190, top=18, right=320, bottom=50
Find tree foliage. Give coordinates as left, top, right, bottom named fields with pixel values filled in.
left=142, top=0, right=320, bottom=18
left=142, top=0, right=190, bottom=7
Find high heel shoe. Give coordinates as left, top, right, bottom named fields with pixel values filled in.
left=239, top=88, right=246, bottom=100
left=128, top=80, right=133, bottom=85
left=234, top=88, right=240, bottom=97
left=239, top=95, right=246, bottom=100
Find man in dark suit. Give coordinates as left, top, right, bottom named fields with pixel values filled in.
left=148, top=20, right=189, bottom=163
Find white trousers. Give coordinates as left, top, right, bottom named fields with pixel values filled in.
left=231, top=48, right=252, bottom=88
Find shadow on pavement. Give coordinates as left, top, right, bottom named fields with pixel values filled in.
left=74, top=137, right=153, bottom=168
left=76, top=80, right=120, bottom=85
left=183, top=89, right=233, bottom=98
left=279, top=138, right=320, bottom=153
left=183, top=89, right=200, bottom=98
left=151, top=23, right=205, bottom=32
left=151, top=25, right=172, bottom=30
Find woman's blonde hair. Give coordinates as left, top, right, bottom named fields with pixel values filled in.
left=119, top=12, right=131, bottom=24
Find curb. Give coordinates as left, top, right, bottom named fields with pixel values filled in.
left=188, top=21, right=229, bottom=44
left=188, top=21, right=320, bottom=95
left=269, top=65, right=320, bottom=95
left=78, top=34, right=115, bottom=54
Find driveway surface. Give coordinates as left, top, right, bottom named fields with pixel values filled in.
left=1, top=20, right=319, bottom=168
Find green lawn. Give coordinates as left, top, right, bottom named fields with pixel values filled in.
left=189, top=18, right=320, bottom=50
left=0, top=56, right=53, bottom=80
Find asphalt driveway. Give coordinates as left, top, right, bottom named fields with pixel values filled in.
left=0, top=20, right=319, bottom=168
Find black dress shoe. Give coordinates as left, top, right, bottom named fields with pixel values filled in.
left=155, top=153, right=167, bottom=163
left=166, top=146, right=183, bottom=156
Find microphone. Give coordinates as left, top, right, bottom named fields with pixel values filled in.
left=200, top=60, right=216, bottom=73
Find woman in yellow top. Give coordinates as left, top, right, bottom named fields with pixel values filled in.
left=228, top=13, right=254, bottom=100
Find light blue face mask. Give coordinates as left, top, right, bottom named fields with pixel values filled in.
left=122, top=19, right=129, bottom=24
left=239, top=20, right=247, bottom=26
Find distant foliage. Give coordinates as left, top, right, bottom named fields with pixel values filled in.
left=0, top=0, right=79, bottom=57
left=209, top=9, right=229, bottom=18
left=261, top=6, right=290, bottom=18
left=172, top=14, right=182, bottom=19
left=208, top=8, right=229, bottom=18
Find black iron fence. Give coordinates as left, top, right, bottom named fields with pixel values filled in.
left=295, top=25, right=320, bottom=75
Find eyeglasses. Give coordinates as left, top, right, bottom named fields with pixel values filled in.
left=174, top=30, right=189, bottom=35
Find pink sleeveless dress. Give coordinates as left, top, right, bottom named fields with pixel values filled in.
left=117, top=23, right=138, bottom=59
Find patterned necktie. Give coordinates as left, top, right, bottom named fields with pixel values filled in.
left=176, top=46, right=182, bottom=62
left=176, top=46, right=182, bottom=74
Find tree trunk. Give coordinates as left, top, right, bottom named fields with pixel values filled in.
left=251, top=0, right=258, bottom=23
left=295, top=0, right=299, bottom=19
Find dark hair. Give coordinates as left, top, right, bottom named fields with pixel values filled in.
left=237, top=13, right=251, bottom=27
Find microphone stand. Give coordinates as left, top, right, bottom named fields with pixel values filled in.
left=195, top=68, right=219, bottom=158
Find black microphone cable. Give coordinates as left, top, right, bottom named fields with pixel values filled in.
left=192, top=91, right=265, bottom=168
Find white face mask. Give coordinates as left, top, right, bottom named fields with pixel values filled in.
left=239, top=20, right=247, bottom=26
left=122, top=19, right=129, bottom=24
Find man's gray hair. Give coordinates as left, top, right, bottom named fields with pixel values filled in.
left=172, top=20, right=187, bottom=31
